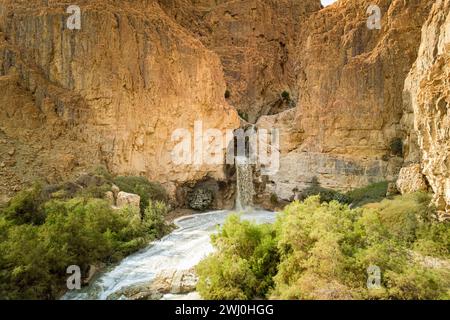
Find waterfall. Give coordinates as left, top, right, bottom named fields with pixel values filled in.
left=235, top=156, right=254, bottom=211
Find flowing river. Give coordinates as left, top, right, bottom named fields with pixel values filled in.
left=63, top=209, right=276, bottom=300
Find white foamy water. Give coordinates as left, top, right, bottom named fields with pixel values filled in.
left=63, top=209, right=276, bottom=300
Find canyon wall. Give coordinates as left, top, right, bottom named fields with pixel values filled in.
left=0, top=0, right=239, bottom=200
left=1, top=0, right=450, bottom=216
left=403, top=0, right=450, bottom=219
left=158, top=0, right=322, bottom=122
left=258, top=0, right=434, bottom=202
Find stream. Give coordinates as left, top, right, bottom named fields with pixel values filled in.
left=63, top=209, right=276, bottom=300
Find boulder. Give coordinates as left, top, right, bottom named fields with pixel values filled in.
left=116, top=192, right=141, bottom=210
left=109, top=269, right=198, bottom=300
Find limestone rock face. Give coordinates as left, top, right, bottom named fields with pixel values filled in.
left=0, top=0, right=239, bottom=200
left=256, top=0, right=434, bottom=202
left=158, top=0, right=322, bottom=122
left=396, top=164, right=429, bottom=195
left=402, top=0, right=450, bottom=217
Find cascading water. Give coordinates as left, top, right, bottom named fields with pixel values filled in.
left=63, top=210, right=275, bottom=300
left=235, top=156, right=254, bottom=211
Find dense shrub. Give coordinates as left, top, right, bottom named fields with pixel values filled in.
left=298, top=177, right=350, bottom=204
left=113, top=176, right=168, bottom=212
left=0, top=177, right=171, bottom=299
left=197, top=193, right=450, bottom=300
left=143, top=200, right=172, bottom=239
left=345, top=181, right=389, bottom=207
left=196, top=215, right=279, bottom=299
left=2, top=183, right=47, bottom=225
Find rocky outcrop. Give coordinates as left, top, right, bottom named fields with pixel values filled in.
left=0, top=0, right=239, bottom=201
left=402, top=0, right=450, bottom=218
left=256, top=0, right=434, bottom=202
left=396, top=164, right=429, bottom=195
left=116, top=191, right=141, bottom=210
left=109, top=268, right=198, bottom=300
left=158, top=0, right=322, bottom=122
left=1, top=0, right=450, bottom=216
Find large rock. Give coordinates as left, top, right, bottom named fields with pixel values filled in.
left=116, top=191, right=141, bottom=210
left=396, top=164, right=429, bottom=195
left=110, top=269, right=198, bottom=300
left=402, top=0, right=450, bottom=218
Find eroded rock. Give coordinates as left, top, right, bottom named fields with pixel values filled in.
left=116, top=192, right=141, bottom=210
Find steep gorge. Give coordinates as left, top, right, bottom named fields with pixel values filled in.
left=0, top=0, right=449, bottom=218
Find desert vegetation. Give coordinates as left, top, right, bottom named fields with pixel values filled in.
left=0, top=169, right=171, bottom=299
left=196, top=192, right=450, bottom=300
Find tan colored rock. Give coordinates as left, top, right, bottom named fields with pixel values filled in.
left=112, top=269, right=198, bottom=300
left=403, top=0, right=450, bottom=217
left=116, top=191, right=141, bottom=210
left=396, top=164, right=428, bottom=195
left=158, top=0, right=322, bottom=122
left=257, top=0, right=433, bottom=201
left=0, top=0, right=240, bottom=200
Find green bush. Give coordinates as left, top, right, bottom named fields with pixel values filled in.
left=298, top=178, right=350, bottom=204
left=345, top=181, right=388, bottom=207
left=197, top=193, right=450, bottom=300
left=1, top=183, right=47, bottom=225
left=113, top=176, right=168, bottom=213
left=0, top=185, right=171, bottom=299
left=143, top=200, right=172, bottom=239
left=196, top=215, right=279, bottom=299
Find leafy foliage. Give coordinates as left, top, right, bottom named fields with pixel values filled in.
left=196, top=215, right=279, bottom=299
left=197, top=193, right=450, bottom=300
left=0, top=176, right=170, bottom=299
left=345, top=181, right=389, bottom=207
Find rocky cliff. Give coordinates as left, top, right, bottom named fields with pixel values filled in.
left=157, top=0, right=322, bottom=122
left=1, top=0, right=450, bottom=216
left=258, top=0, right=434, bottom=202
left=0, top=0, right=239, bottom=201
left=403, top=0, right=450, bottom=219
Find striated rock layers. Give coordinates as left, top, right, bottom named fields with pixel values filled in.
left=1, top=0, right=450, bottom=215
left=403, top=0, right=450, bottom=218
left=0, top=0, right=239, bottom=200
left=158, top=0, right=322, bottom=122
left=257, top=0, right=435, bottom=201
